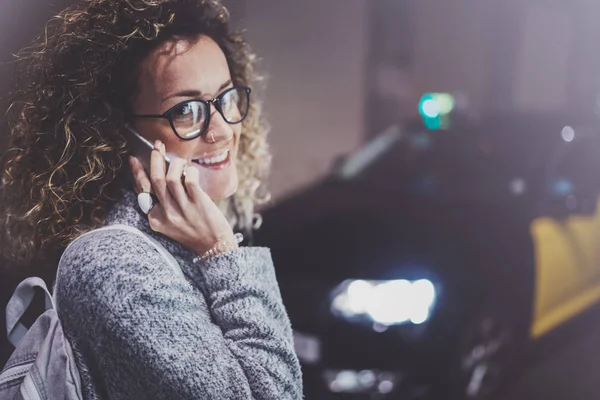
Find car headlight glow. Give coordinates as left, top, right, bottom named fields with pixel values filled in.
left=331, top=279, right=437, bottom=326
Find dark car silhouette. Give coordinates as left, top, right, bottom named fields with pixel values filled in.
left=255, top=114, right=600, bottom=399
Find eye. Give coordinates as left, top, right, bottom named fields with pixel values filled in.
left=171, top=101, right=203, bottom=122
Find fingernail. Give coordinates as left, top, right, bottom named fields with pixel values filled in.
left=154, top=140, right=161, bottom=150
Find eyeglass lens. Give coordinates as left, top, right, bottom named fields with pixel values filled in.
left=171, top=87, right=249, bottom=139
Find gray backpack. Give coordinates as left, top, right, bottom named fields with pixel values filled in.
left=0, top=224, right=182, bottom=399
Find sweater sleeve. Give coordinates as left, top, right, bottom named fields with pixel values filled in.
left=56, top=230, right=303, bottom=400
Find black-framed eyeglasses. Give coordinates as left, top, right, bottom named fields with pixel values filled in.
left=132, top=86, right=251, bottom=141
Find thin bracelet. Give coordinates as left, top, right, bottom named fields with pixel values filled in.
left=192, top=233, right=244, bottom=264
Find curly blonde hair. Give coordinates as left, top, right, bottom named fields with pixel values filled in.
left=0, top=0, right=271, bottom=268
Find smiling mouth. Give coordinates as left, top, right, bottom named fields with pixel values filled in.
left=191, top=149, right=231, bottom=169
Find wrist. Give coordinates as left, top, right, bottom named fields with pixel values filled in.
left=192, top=233, right=244, bottom=264
left=190, top=232, right=235, bottom=255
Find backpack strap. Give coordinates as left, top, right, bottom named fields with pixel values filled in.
left=6, top=277, right=55, bottom=347
left=5, top=224, right=183, bottom=348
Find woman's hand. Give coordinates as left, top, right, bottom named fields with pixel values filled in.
left=129, top=140, right=236, bottom=255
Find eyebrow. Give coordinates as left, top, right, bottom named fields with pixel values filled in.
left=161, top=79, right=233, bottom=103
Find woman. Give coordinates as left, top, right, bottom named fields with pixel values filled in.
left=0, top=0, right=302, bottom=399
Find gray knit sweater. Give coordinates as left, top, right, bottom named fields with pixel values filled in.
left=54, top=190, right=303, bottom=399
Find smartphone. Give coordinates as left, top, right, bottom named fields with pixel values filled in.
left=123, top=125, right=171, bottom=173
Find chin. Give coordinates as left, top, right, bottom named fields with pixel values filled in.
left=196, top=161, right=239, bottom=200
left=206, top=179, right=238, bottom=200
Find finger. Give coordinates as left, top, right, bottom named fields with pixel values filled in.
left=183, top=165, right=212, bottom=205
left=129, top=156, right=153, bottom=194
left=147, top=202, right=165, bottom=232
left=166, top=157, right=190, bottom=208
left=149, top=140, right=175, bottom=210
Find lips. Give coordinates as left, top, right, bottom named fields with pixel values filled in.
left=193, top=149, right=229, bottom=165
left=191, top=149, right=231, bottom=169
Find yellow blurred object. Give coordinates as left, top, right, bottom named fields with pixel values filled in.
left=530, top=198, right=600, bottom=338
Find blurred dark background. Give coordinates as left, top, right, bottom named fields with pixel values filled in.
left=3, top=1, right=600, bottom=399
left=3, top=1, right=600, bottom=198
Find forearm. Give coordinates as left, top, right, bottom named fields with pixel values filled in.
left=189, top=247, right=302, bottom=399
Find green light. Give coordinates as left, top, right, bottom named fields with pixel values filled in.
left=418, top=93, right=455, bottom=131
left=419, top=93, right=455, bottom=117
left=433, top=93, right=455, bottom=115
left=423, top=116, right=441, bottom=130
left=418, top=94, right=438, bottom=118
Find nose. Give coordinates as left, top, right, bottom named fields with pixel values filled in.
left=203, top=103, right=234, bottom=144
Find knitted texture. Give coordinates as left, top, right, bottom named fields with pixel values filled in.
left=55, top=191, right=303, bottom=399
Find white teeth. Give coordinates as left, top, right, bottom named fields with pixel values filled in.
left=195, top=150, right=229, bottom=165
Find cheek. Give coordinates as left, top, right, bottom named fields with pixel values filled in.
left=161, top=133, right=197, bottom=159
left=134, top=121, right=178, bottom=148
left=161, top=132, right=179, bottom=148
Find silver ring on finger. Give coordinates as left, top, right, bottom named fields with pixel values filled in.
left=137, top=191, right=158, bottom=215
left=181, top=165, right=187, bottom=184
